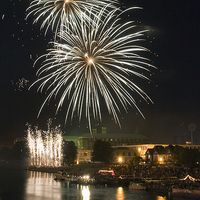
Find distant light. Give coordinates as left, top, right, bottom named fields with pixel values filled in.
left=118, top=157, right=122, bottom=162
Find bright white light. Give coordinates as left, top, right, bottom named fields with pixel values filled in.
left=27, top=125, right=63, bottom=167
left=88, top=59, right=93, bottom=64
left=82, top=186, right=90, bottom=200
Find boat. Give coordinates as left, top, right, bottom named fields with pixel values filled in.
left=171, top=188, right=200, bottom=199
left=54, top=171, right=67, bottom=181
left=129, top=182, right=146, bottom=190
left=170, top=175, right=200, bottom=199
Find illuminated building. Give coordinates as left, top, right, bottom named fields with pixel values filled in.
left=63, top=130, right=148, bottom=163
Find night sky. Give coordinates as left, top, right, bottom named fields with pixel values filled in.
left=1, top=0, right=200, bottom=144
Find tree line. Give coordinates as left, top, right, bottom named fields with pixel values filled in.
left=1, top=140, right=200, bottom=167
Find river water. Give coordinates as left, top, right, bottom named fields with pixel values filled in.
left=0, top=169, right=185, bottom=200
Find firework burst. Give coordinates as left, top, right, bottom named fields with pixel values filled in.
left=30, top=8, right=155, bottom=133
left=26, top=0, right=119, bottom=35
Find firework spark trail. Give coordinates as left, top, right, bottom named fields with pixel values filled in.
left=26, top=0, right=119, bottom=36
left=30, top=8, right=156, bottom=134
left=27, top=125, right=63, bottom=167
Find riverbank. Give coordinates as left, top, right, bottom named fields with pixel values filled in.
left=27, top=163, right=108, bottom=175
left=0, top=160, right=109, bottom=175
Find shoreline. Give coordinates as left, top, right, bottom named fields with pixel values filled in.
left=0, top=161, right=105, bottom=175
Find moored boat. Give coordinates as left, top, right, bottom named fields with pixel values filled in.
left=129, top=182, right=146, bottom=190
left=170, top=175, right=200, bottom=199
left=171, top=188, right=200, bottom=199
left=54, top=170, right=67, bottom=180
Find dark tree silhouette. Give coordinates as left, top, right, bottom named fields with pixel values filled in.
left=12, top=141, right=28, bottom=160
left=63, top=141, right=77, bottom=164
left=92, top=139, right=113, bottom=164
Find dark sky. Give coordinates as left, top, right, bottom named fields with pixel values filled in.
left=0, top=0, right=200, bottom=144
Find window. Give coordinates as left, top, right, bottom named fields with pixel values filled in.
left=128, top=152, right=131, bottom=156
left=84, top=152, right=87, bottom=156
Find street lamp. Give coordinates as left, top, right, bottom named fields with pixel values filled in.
left=118, top=157, right=122, bottom=164
left=159, top=157, right=163, bottom=164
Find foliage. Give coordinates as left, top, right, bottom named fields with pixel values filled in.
left=63, top=141, right=77, bottom=164
left=12, top=141, right=29, bottom=160
left=92, top=139, right=113, bottom=164
left=128, top=156, right=143, bottom=166
left=171, top=145, right=200, bottom=167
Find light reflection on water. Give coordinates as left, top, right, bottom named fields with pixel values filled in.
left=82, top=186, right=90, bottom=200
left=25, top=171, right=62, bottom=200
left=116, top=187, right=124, bottom=200
left=24, top=171, right=169, bottom=200
left=0, top=169, right=177, bottom=200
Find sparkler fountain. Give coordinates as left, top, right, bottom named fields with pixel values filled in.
left=27, top=121, right=63, bottom=167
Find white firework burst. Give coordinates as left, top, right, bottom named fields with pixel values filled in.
left=26, top=0, right=119, bottom=35
left=30, top=8, right=156, bottom=133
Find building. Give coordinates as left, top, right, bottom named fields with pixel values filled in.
left=145, top=145, right=172, bottom=164
left=63, top=132, right=148, bottom=150
left=112, top=144, right=167, bottom=164
left=63, top=130, right=148, bottom=163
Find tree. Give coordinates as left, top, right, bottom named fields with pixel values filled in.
left=172, top=146, right=200, bottom=167
left=63, top=141, right=77, bottom=164
left=128, top=156, right=143, bottom=166
left=92, top=139, right=113, bottom=164
left=11, top=141, right=28, bottom=160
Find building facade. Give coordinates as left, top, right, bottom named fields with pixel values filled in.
left=63, top=132, right=149, bottom=163
left=63, top=130, right=200, bottom=164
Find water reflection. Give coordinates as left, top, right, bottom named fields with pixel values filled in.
left=156, top=196, right=167, bottom=200
left=116, top=187, right=124, bottom=200
left=20, top=170, right=171, bottom=200
left=82, top=186, right=90, bottom=200
left=26, top=171, right=62, bottom=200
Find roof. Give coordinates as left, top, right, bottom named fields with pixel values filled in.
left=79, top=133, right=148, bottom=139
left=62, top=136, right=79, bottom=141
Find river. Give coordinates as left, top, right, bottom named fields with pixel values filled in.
left=0, top=169, right=185, bottom=200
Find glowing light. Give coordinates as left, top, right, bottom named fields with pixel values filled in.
left=27, top=124, right=63, bottom=167
left=82, top=186, right=90, bottom=200
left=118, top=157, right=122, bottom=162
left=138, top=147, right=141, bottom=152
left=30, top=8, right=155, bottom=133
left=156, top=196, right=167, bottom=200
left=159, top=157, right=163, bottom=162
left=117, top=187, right=124, bottom=200
left=88, top=58, right=93, bottom=64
